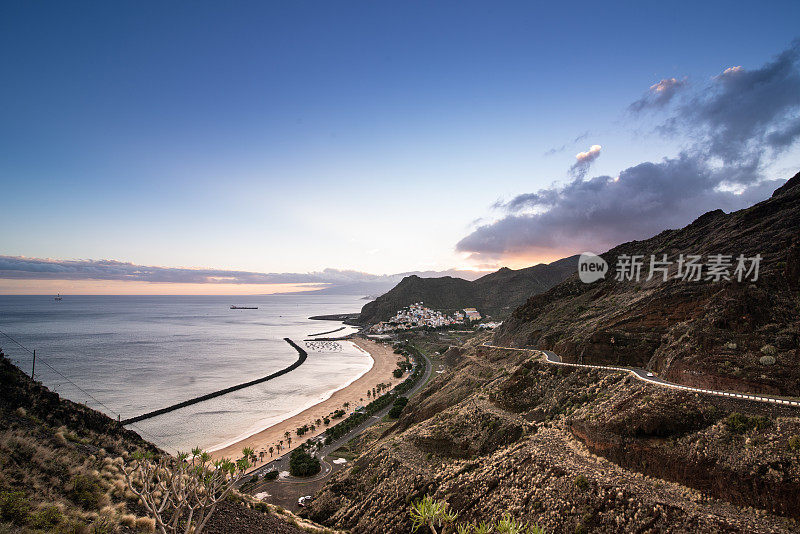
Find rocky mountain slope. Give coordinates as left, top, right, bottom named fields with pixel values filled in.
left=303, top=340, right=800, bottom=532
left=495, top=170, right=800, bottom=397
left=357, top=256, right=579, bottom=325
left=0, top=349, right=305, bottom=534
left=303, top=172, right=800, bottom=533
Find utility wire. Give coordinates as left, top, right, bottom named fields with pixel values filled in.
left=0, top=329, right=123, bottom=418
left=0, top=328, right=181, bottom=452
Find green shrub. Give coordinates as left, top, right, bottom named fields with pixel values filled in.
left=393, top=368, right=404, bottom=378
left=388, top=405, right=404, bottom=418
left=253, top=502, right=270, bottom=513
left=67, top=474, right=104, bottom=510
left=761, top=345, right=778, bottom=356
left=724, top=413, right=771, bottom=434
left=788, top=435, right=800, bottom=452
left=0, top=490, right=30, bottom=525
left=263, top=470, right=279, bottom=480
left=574, top=475, right=589, bottom=490
left=29, top=505, right=63, bottom=529
left=288, top=450, right=320, bottom=477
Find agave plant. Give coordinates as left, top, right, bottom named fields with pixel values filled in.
left=494, top=513, right=529, bottom=534
left=409, top=495, right=458, bottom=534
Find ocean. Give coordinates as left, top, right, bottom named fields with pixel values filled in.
left=0, top=294, right=369, bottom=453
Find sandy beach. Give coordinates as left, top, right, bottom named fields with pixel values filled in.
left=210, top=337, right=401, bottom=465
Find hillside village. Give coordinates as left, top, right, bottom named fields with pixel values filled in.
left=368, top=302, right=499, bottom=333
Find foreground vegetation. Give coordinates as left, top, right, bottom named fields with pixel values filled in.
left=410, top=495, right=545, bottom=534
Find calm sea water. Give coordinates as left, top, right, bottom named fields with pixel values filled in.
left=0, top=294, right=369, bottom=453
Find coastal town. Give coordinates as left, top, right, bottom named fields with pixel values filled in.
left=368, top=302, right=501, bottom=334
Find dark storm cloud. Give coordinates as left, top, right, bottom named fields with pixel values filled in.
left=457, top=157, right=784, bottom=260
left=457, top=42, right=800, bottom=262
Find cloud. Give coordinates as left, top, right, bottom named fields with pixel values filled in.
left=0, top=257, right=487, bottom=294
left=630, top=77, right=688, bottom=112
left=720, top=65, right=743, bottom=77
left=0, top=257, right=386, bottom=286
left=457, top=41, right=800, bottom=264
left=672, top=41, right=800, bottom=164
left=569, top=144, right=602, bottom=179
left=543, top=131, right=590, bottom=156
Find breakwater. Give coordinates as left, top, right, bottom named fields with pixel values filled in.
left=120, top=338, right=307, bottom=425
left=308, top=326, right=346, bottom=337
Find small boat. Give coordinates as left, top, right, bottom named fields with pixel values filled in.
left=54, top=293, right=63, bottom=301
left=230, top=305, right=258, bottom=310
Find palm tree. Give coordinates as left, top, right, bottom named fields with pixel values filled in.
left=268, top=446, right=274, bottom=457
left=287, top=436, right=292, bottom=449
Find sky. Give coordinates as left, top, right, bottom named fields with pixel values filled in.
left=1, top=1, right=799, bottom=294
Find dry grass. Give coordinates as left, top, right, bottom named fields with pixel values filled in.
left=135, top=515, right=156, bottom=532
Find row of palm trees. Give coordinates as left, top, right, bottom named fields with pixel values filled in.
left=246, top=401, right=356, bottom=468
left=249, top=363, right=402, bottom=469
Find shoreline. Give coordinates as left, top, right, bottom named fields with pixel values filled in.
left=209, top=337, right=400, bottom=464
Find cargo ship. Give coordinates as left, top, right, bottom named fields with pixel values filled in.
left=230, top=305, right=258, bottom=309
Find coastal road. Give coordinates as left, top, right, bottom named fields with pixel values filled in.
left=482, top=344, right=800, bottom=408
left=243, top=348, right=432, bottom=496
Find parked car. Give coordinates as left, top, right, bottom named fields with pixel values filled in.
left=298, top=495, right=313, bottom=507
left=646, top=372, right=655, bottom=377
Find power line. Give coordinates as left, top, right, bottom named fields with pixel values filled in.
left=0, top=329, right=223, bottom=454
left=0, top=329, right=123, bottom=418
left=0, top=329, right=184, bottom=451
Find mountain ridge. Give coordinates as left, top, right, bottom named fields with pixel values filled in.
left=356, top=256, right=580, bottom=325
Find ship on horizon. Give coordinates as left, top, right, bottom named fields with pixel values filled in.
left=230, top=305, right=258, bottom=309
left=54, top=293, right=62, bottom=301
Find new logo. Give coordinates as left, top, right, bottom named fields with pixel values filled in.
left=578, top=252, right=608, bottom=283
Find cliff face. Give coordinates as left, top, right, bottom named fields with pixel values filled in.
left=496, top=171, right=800, bottom=396
left=357, top=256, right=579, bottom=325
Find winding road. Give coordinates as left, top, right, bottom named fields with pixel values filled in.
left=482, top=343, right=800, bottom=408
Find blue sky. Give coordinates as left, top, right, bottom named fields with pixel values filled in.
left=1, top=1, right=799, bottom=293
